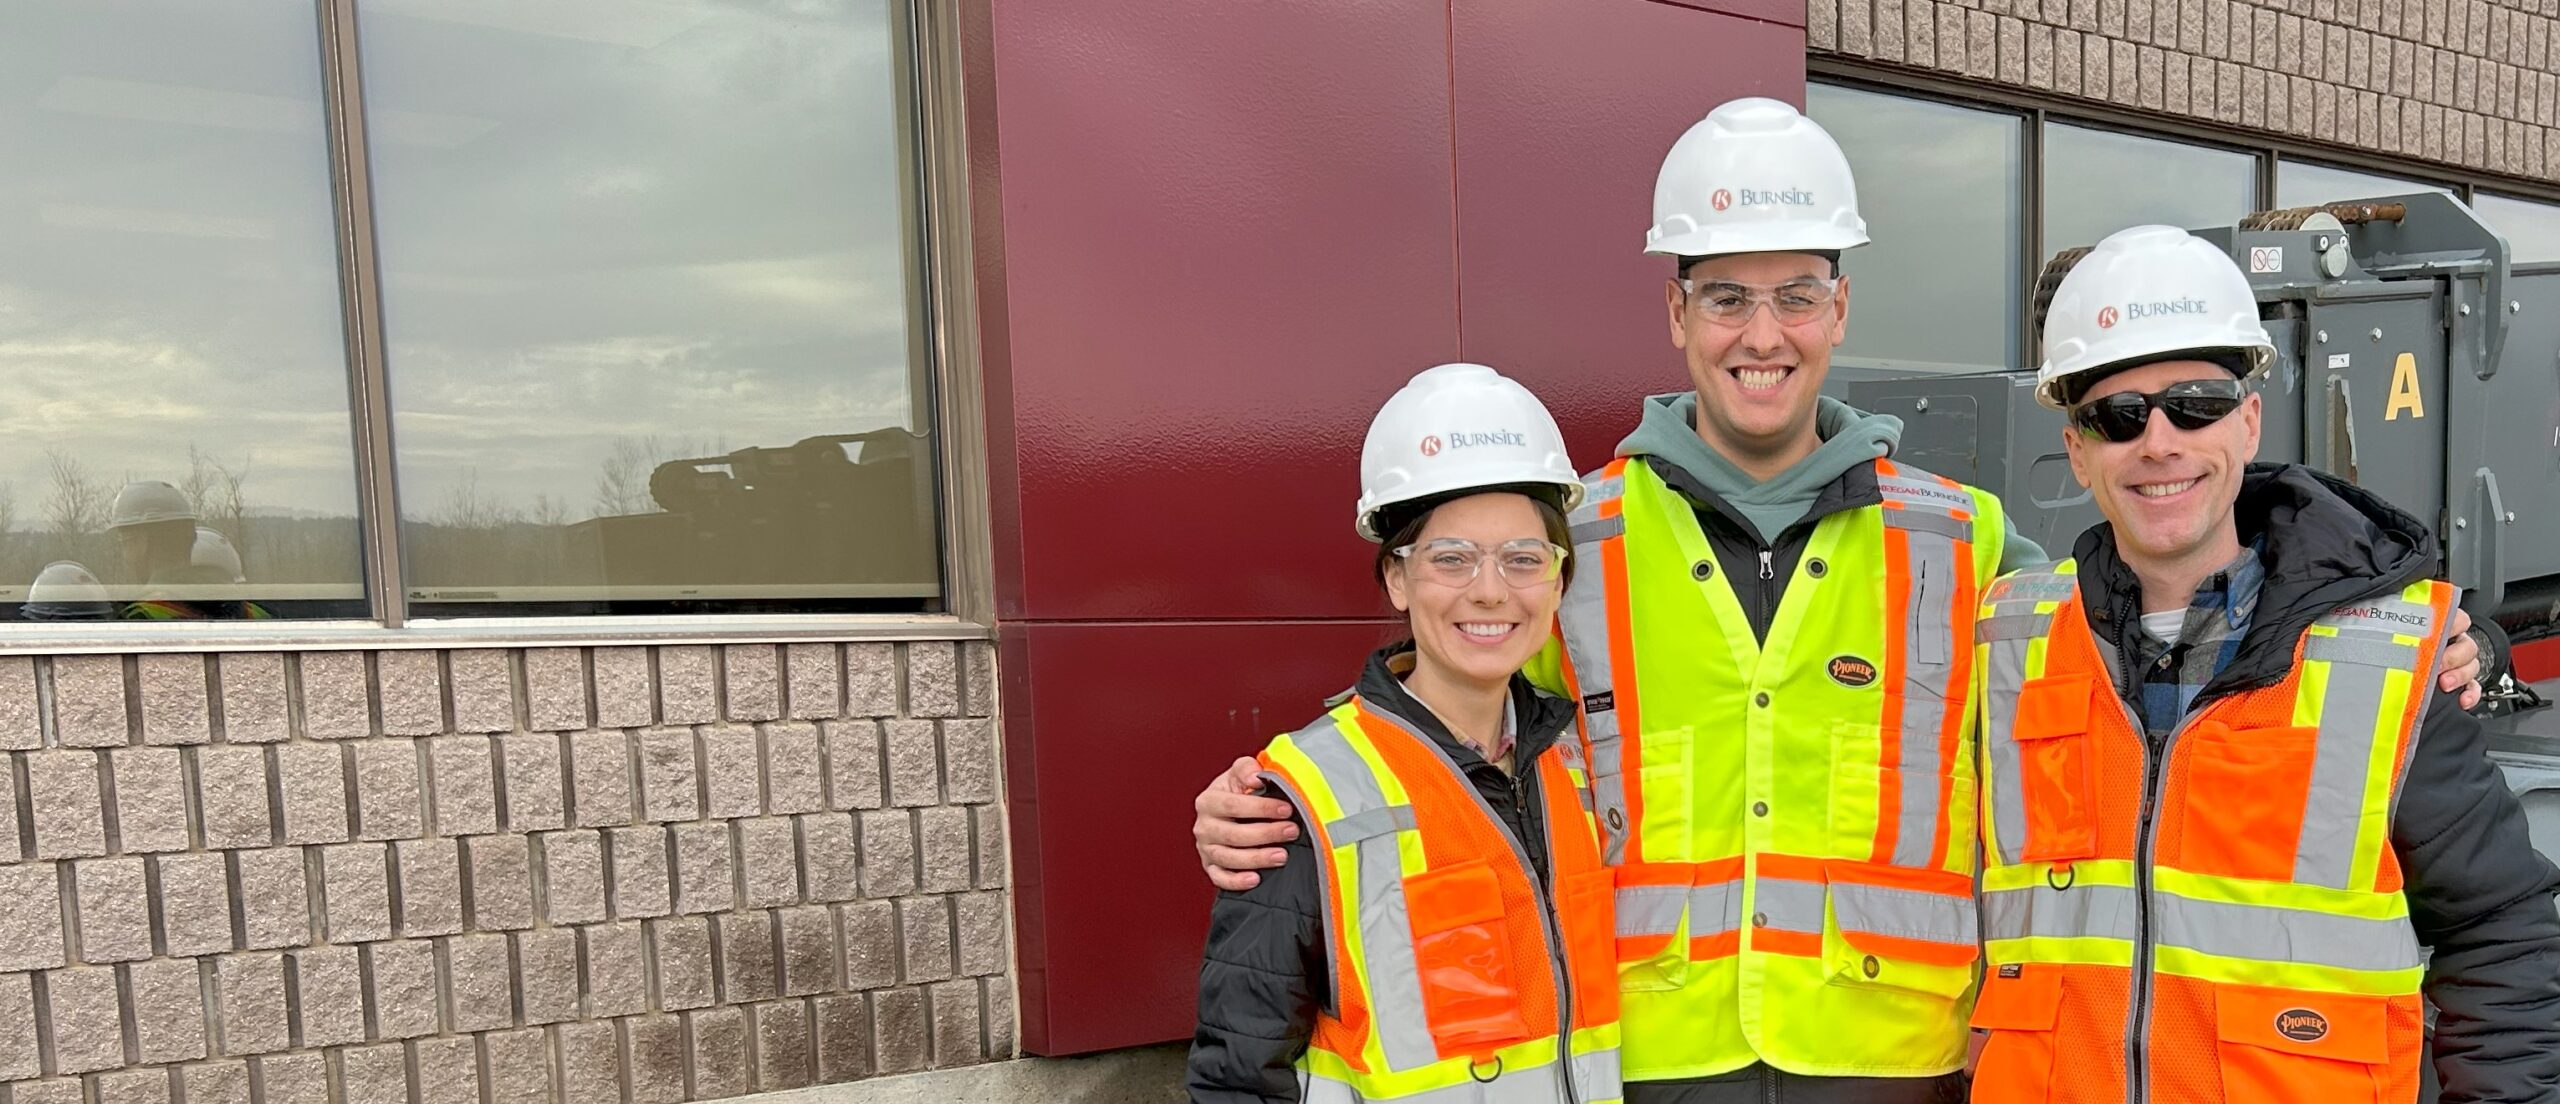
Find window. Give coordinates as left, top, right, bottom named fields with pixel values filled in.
left=2041, top=123, right=2257, bottom=261
left=1, top=0, right=367, bottom=622
left=1807, top=85, right=2024, bottom=376
left=1811, top=77, right=2558, bottom=378
left=0, top=0, right=948, bottom=627
left=360, top=0, right=938, bottom=617
left=2475, top=193, right=2560, bottom=265
left=2274, top=160, right=2452, bottom=209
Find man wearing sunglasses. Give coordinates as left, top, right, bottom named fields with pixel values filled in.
left=1967, top=225, right=2560, bottom=1102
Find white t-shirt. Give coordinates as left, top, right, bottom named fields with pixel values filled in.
left=2139, top=608, right=2185, bottom=644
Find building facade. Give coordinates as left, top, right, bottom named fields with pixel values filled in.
left=0, top=2, right=2551, bottom=1102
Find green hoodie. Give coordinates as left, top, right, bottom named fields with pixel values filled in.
left=1616, top=391, right=2048, bottom=571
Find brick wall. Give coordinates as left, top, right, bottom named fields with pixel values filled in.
left=1812, top=0, right=2560, bottom=182
left=0, top=641, right=1007, bottom=1103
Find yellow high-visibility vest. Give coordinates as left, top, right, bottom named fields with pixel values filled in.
left=1534, top=456, right=2006, bottom=1080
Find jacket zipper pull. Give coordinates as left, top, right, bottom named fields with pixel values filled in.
left=1758, top=549, right=1775, bottom=580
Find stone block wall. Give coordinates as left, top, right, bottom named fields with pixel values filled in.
left=0, top=641, right=1007, bottom=1103
left=1812, top=0, right=2560, bottom=182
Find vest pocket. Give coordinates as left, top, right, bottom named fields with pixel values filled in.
left=2012, top=675, right=2100, bottom=864
left=2175, top=725, right=2321, bottom=881
left=1611, top=862, right=1691, bottom=993
left=1403, top=860, right=1532, bottom=1057
left=1968, top=965, right=2064, bottom=1102
left=2213, top=985, right=2388, bottom=1102
left=1823, top=862, right=1980, bottom=1001
left=1633, top=725, right=1695, bottom=859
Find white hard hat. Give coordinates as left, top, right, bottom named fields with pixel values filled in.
left=108, top=481, right=195, bottom=529
left=2036, top=225, right=2276, bottom=409
left=1646, top=97, right=1870, bottom=260
left=189, top=526, right=245, bottom=584
left=1356, top=364, right=1583, bottom=542
left=22, top=562, right=110, bottom=622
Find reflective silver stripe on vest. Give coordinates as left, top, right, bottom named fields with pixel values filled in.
left=1876, top=472, right=1971, bottom=869
left=1615, top=885, right=1687, bottom=938
left=1327, top=804, right=1419, bottom=844
left=1830, top=880, right=1978, bottom=948
left=1754, top=875, right=1828, bottom=936
left=1976, top=612, right=2053, bottom=644
left=1569, top=516, right=1624, bottom=545
left=2152, top=893, right=2426, bottom=973
left=1559, top=474, right=1629, bottom=866
left=1982, top=883, right=2139, bottom=942
left=1572, top=1048, right=1623, bottom=1102
left=1982, top=882, right=2424, bottom=973
left=1691, top=877, right=1743, bottom=939
left=1980, top=567, right=2072, bottom=863
left=1881, top=507, right=1972, bottom=543
left=2300, top=632, right=2421, bottom=670
left=2294, top=605, right=2437, bottom=890
left=1288, top=716, right=1441, bottom=1073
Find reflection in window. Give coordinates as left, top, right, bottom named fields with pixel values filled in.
left=2042, top=124, right=2257, bottom=258
left=0, top=1, right=368, bottom=621
left=2275, top=160, right=2452, bottom=209
left=1807, top=84, right=2024, bottom=376
left=359, top=0, right=940, bottom=616
left=2475, top=193, right=2560, bottom=264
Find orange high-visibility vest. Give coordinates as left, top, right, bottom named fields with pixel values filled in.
left=1258, top=699, right=1624, bottom=1103
left=1970, top=560, right=2453, bottom=1103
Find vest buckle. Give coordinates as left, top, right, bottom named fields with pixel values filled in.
left=2046, top=863, right=2077, bottom=891
left=1468, top=1055, right=1504, bottom=1084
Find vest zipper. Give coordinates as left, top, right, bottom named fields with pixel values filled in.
left=2125, top=689, right=2206, bottom=1104
left=1383, top=708, right=1578, bottom=1102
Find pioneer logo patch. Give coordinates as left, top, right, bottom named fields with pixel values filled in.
left=1828, top=656, right=1878, bottom=688
left=1998, top=964, right=2023, bottom=979
left=2275, top=1009, right=2330, bottom=1043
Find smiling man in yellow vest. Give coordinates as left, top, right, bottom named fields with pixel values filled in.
left=1967, top=226, right=2559, bottom=1103
left=1191, top=102, right=2485, bottom=1104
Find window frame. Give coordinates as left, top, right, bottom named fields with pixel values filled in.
left=0, top=0, right=990, bottom=652
left=1805, top=81, right=2032, bottom=377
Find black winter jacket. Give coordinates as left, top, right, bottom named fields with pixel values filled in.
left=1186, top=646, right=1582, bottom=1104
left=2069, top=464, right=2560, bottom=1104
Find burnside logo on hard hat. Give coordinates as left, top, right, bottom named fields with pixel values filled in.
left=1419, top=430, right=1528, bottom=457
left=1713, top=187, right=1817, bottom=211
left=2102, top=297, right=2213, bottom=326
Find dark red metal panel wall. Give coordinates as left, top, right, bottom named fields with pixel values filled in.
left=964, top=0, right=1806, bottom=1055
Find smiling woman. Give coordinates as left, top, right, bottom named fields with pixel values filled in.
left=358, top=0, right=942, bottom=617
left=0, top=0, right=370, bottom=621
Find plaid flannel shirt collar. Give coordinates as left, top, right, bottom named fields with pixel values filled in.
left=2130, top=542, right=2266, bottom=737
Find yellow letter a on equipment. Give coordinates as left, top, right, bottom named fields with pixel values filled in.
left=2386, top=353, right=2426, bottom=421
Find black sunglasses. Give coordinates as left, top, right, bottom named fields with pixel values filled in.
left=2068, top=378, right=2248, bottom=443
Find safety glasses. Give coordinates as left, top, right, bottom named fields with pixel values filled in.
left=1677, top=277, right=1839, bottom=327
left=2067, top=377, right=2247, bottom=444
